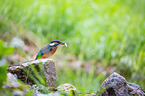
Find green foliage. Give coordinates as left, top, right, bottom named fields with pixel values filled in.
left=0, top=40, right=14, bottom=58
left=57, top=66, right=104, bottom=94
left=0, top=40, right=14, bottom=88
left=0, top=60, right=7, bottom=89
left=0, top=0, right=145, bottom=91
left=21, top=63, right=47, bottom=85
left=0, top=89, right=14, bottom=96
left=29, top=64, right=46, bottom=85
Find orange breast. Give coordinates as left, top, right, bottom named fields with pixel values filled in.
left=41, top=53, right=53, bottom=58
left=41, top=47, right=57, bottom=58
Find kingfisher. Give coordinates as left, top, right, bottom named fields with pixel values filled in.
left=35, top=40, right=68, bottom=60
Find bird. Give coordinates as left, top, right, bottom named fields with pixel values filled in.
left=35, top=40, right=68, bottom=60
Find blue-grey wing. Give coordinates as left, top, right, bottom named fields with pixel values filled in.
left=39, top=44, right=52, bottom=54
left=35, top=44, right=52, bottom=60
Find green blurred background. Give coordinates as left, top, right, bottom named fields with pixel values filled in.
left=0, top=0, right=145, bottom=94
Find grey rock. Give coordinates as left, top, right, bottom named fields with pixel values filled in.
left=30, top=84, right=46, bottom=95
left=8, top=59, right=57, bottom=90
left=4, top=73, right=21, bottom=88
left=36, top=91, right=61, bottom=96
left=57, top=83, right=78, bottom=95
left=3, top=73, right=26, bottom=96
left=91, top=72, right=145, bottom=96
left=127, top=82, right=145, bottom=96
left=43, top=59, right=57, bottom=90
left=100, top=72, right=128, bottom=96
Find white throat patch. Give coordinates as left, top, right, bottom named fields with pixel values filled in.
left=49, top=43, right=55, bottom=46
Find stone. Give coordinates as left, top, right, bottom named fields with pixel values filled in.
left=91, top=72, right=145, bottom=96
left=3, top=73, right=27, bottom=96
left=57, top=83, right=78, bottom=95
left=8, top=59, right=57, bottom=90
left=127, top=82, right=145, bottom=96
left=4, top=73, right=21, bottom=88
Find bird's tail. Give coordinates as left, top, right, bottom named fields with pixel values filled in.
left=35, top=56, right=38, bottom=60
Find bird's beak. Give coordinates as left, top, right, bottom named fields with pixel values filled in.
left=61, top=42, right=68, bottom=48
left=61, top=42, right=65, bottom=45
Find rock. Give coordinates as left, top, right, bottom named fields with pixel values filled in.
left=30, top=84, right=47, bottom=95
left=91, top=72, right=145, bottom=96
left=35, top=91, right=61, bottom=96
left=127, top=82, right=145, bottom=96
left=8, top=59, right=57, bottom=90
left=4, top=73, right=21, bottom=88
left=29, top=84, right=62, bottom=96
left=3, top=73, right=29, bottom=96
left=43, top=59, right=57, bottom=89
left=57, top=83, right=78, bottom=95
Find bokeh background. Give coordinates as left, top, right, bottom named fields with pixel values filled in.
left=0, top=0, right=145, bottom=94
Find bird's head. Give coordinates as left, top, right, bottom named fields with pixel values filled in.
left=48, top=40, right=68, bottom=48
